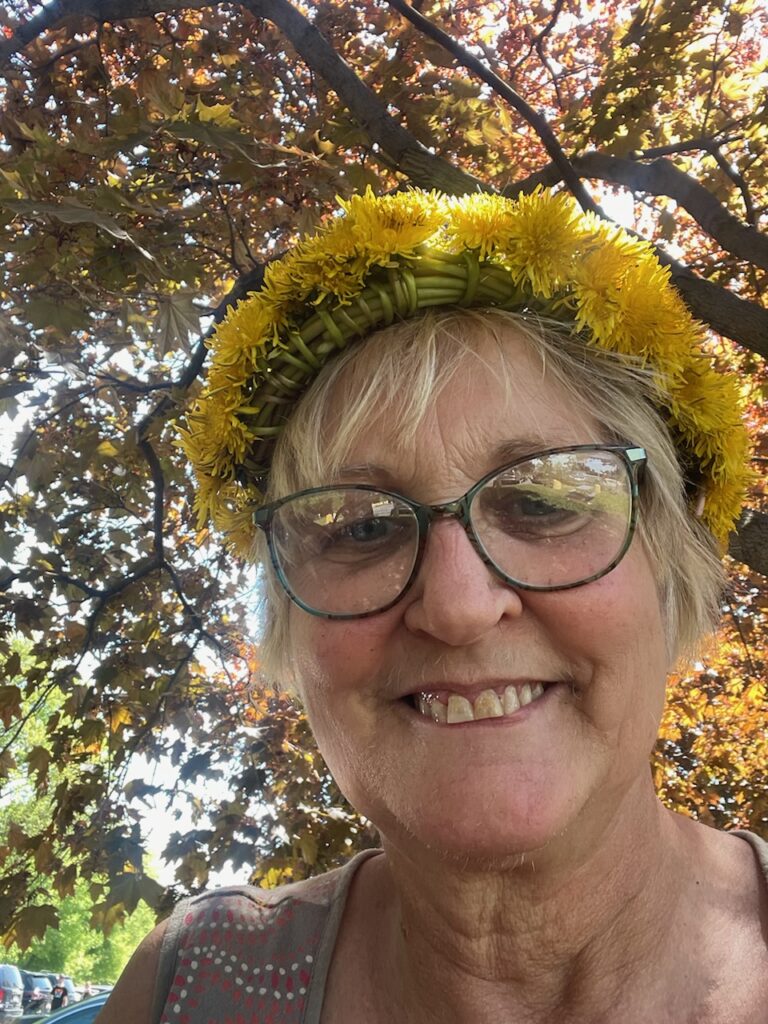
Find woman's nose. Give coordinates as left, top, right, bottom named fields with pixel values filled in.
left=402, top=518, right=524, bottom=645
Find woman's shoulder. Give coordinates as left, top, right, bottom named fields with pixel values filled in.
left=97, top=849, right=381, bottom=1024
left=730, top=828, right=768, bottom=883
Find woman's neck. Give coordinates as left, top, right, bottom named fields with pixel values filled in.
left=368, top=778, right=704, bottom=1024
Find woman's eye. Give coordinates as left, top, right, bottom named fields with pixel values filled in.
left=483, top=489, right=588, bottom=534
left=497, top=492, right=574, bottom=519
left=341, top=517, right=392, bottom=542
left=517, top=496, right=565, bottom=517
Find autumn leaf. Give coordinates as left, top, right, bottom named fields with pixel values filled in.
left=0, top=685, right=22, bottom=727
left=5, top=199, right=162, bottom=267
left=153, top=293, right=201, bottom=357
left=8, top=904, right=59, bottom=951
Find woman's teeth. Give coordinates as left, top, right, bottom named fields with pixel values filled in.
left=416, top=682, right=546, bottom=724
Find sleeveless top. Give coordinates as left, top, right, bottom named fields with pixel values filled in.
left=152, top=830, right=768, bottom=1024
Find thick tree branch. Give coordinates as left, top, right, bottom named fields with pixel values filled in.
left=386, top=0, right=598, bottom=215
left=243, top=0, right=484, bottom=195
left=662, top=265, right=768, bottom=360
left=572, top=153, right=768, bottom=272
left=505, top=153, right=768, bottom=274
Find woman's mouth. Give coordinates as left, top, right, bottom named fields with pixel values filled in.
left=406, top=681, right=553, bottom=724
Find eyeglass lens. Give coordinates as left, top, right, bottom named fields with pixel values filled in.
left=270, top=449, right=633, bottom=616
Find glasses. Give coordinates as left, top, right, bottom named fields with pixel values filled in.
left=253, top=444, right=647, bottom=619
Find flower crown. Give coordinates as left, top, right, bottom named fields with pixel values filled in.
left=178, top=187, right=750, bottom=557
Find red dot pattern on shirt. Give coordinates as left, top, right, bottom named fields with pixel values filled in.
left=160, top=893, right=323, bottom=1024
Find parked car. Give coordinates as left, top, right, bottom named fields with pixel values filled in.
left=21, top=989, right=108, bottom=1024
left=0, top=964, right=23, bottom=1023
left=20, top=971, right=52, bottom=1013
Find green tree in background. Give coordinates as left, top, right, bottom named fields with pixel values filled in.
left=0, top=0, right=765, bottom=945
left=7, top=879, right=155, bottom=982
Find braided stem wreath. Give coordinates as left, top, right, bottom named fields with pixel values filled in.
left=177, top=187, right=751, bottom=558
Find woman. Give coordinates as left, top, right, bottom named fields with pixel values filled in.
left=97, top=189, right=767, bottom=1024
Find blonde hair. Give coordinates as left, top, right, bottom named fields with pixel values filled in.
left=255, top=309, right=725, bottom=683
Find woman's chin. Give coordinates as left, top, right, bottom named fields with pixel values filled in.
left=375, top=782, right=586, bottom=868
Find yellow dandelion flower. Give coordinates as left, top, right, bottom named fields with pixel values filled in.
left=341, top=187, right=446, bottom=266
left=502, top=188, right=585, bottom=298
left=212, top=294, right=277, bottom=363
left=669, top=362, right=745, bottom=436
left=570, top=243, right=628, bottom=346
left=445, top=193, right=517, bottom=259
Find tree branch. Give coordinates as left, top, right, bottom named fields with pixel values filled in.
left=0, top=0, right=211, bottom=69
left=386, top=0, right=599, bottom=215
left=138, top=439, right=165, bottom=557
left=504, top=161, right=768, bottom=357
left=708, top=145, right=756, bottom=226
left=243, top=0, right=484, bottom=196
left=572, top=153, right=768, bottom=272
left=662, top=264, right=768, bottom=360
left=634, top=135, right=740, bottom=160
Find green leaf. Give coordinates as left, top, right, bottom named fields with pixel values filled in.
left=24, top=296, right=90, bottom=334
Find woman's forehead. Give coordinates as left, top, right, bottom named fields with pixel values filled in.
left=329, top=353, right=602, bottom=489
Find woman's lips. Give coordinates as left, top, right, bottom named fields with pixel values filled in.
left=410, top=681, right=551, bottom=724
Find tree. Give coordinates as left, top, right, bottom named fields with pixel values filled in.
left=5, top=877, right=156, bottom=982
left=0, top=0, right=765, bottom=944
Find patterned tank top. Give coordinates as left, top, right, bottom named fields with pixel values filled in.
left=152, top=831, right=768, bottom=1024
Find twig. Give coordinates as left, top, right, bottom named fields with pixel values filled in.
left=708, top=145, right=756, bottom=226
left=634, top=135, right=740, bottom=160
left=386, top=0, right=599, bottom=215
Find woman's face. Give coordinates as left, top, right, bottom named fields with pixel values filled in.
left=288, top=336, right=671, bottom=863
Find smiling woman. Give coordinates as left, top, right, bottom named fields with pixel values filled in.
left=96, top=189, right=767, bottom=1024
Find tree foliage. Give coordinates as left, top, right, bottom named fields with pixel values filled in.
left=6, top=877, right=156, bottom=982
left=0, top=0, right=765, bottom=945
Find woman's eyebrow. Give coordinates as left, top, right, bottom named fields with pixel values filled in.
left=333, top=438, right=558, bottom=484
left=333, top=462, right=398, bottom=485
left=488, top=437, right=560, bottom=463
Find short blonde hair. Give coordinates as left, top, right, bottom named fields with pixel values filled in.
left=256, top=309, right=725, bottom=683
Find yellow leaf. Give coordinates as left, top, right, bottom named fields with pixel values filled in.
left=110, top=705, right=132, bottom=731
left=97, top=440, right=119, bottom=456
left=197, top=102, right=239, bottom=127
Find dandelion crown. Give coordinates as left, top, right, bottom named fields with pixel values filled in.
left=179, top=187, right=750, bottom=557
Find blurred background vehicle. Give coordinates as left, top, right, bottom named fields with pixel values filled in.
left=0, top=964, right=23, bottom=1023
left=20, top=972, right=52, bottom=1015
left=21, top=990, right=108, bottom=1024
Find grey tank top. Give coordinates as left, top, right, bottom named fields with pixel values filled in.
left=151, top=831, right=768, bottom=1024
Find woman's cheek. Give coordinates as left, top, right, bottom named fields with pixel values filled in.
left=291, top=612, right=395, bottom=695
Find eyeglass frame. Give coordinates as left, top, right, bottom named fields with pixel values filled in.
left=253, top=443, right=648, bottom=620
